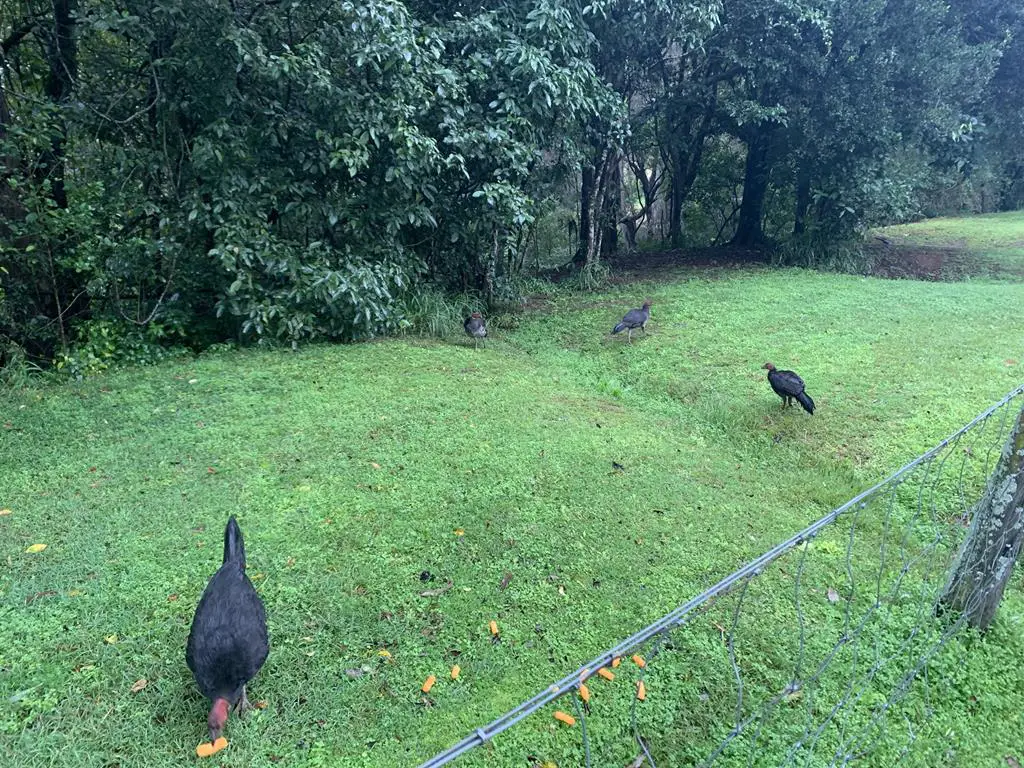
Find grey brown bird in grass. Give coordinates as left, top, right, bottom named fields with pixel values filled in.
left=464, top=312, right=487, bottom=348
left=762, top=362, right=815, bottom=414
left=611, top=301, right=651, bottom=342
left=186, top=516, right=269, bottom=742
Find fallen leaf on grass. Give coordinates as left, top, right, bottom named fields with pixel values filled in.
left=450, top=665, right=460, bottom=680
left=25, top=543, right=47, bottom=554
left=420, top=581, right=453, bottom=598
left=826, top=587, right=840, bottom=604
left=453, top=528, right=465, bottom=536
left=131, top=679, right=148, bottom=693
left=254, top=700, right=268, bottom=709
left=371, top=462, right=382, bottom=469
left=0, top=508, right=12, bottom=516
left=104, top=634, right=118, bottom=644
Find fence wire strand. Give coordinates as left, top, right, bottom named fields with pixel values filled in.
left=419, top=385, right=1024, bottom=768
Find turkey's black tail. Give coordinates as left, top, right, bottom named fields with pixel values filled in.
left=612, top=322, right=627, bottom=335
left=795, top=391, right=815, bottom=415
left=223, top=515, right=246, bottom=567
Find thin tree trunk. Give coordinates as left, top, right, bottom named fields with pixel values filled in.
left=483, top=228, right=499, bottom=302
left=40, top=0, right=77, bottom=209
left=600, top=157, right=621, bottom=258
left=575, top=165, right=596, bottom=267
left=732, top=130, right=772, bottom=247
left=668, top=149, right=685, bottom=247
left=940, top=403, right=1024, bottom=630
left=574, top=146, right=610, bottom=268
left=793, top=166, right=812, bottom=236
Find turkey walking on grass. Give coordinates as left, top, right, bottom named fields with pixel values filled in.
left=186, top=516, right=269, bottom=742
left=611, top=301, right=651, bottom=342
left=464, top=312, right=487, bottom=348
left=762, top=362, right=815, bottom=414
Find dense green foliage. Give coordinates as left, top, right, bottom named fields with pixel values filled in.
left=3, top=255, right=1024, bottom=766
left=1, top=0, right=1022, bottom=366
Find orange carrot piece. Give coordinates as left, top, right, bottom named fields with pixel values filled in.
left=421, top=675, right=437, bottom=693
left=611, top=657, right=621, bottom=668
left=597, top=667, right=615, bottom=681
left=579, top=683, right=591, bottom=703
left=489, top=620, right=499, bottom=636
left=632, top=654, right=646, bottom=668
left=553, top=710, right=576, bottom=726
left=450, top=665, right=460, bottom=680
left=637, top=680, right=647, bottom=701
left=195, top=737, right=229, bottom=758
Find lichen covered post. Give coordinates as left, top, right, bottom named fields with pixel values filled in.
left=941, top=403, right=1024, bottom=630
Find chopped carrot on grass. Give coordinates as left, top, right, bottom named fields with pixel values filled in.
left=579, top=683, right=591, bottom=703
left=489, top=620, right=499, bottom=636
left=450, top=665, right=460, bottom=680
left=637, top=681, right=647, bottom=701
left=611, top=657, right=621, bottom=668
left=554, top=711, right=576, bottom=726
left=422, top=675, right=437, bottom=693
left=597, top=667, right=615, bottom=681
left=632, top=654, right=646, bottom=668
left=195, top=737, right=228, bottom=757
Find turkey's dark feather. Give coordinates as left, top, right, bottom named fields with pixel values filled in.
left=186, top=518, right=269, bottom=706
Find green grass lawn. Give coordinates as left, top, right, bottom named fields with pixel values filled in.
left=876, top=209, right=1024, bottom=272
left=2, top=266, right=1024, bottom=767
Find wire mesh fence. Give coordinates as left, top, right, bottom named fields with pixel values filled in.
left=419, top=384, right=1024, bottom=768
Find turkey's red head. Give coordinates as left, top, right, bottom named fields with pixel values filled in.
left=207, top=698, right=230, bottom=741
left=470, top=312, right=483, bottom=319
left=762, top=362, right=776, bottom=371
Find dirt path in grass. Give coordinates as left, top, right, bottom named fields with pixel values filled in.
left=552, top=241, right=1024, bottom=285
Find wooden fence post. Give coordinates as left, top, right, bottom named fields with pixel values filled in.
left=940, top=402, right=1024, bottom=630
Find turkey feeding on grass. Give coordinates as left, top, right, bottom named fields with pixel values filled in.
left=762, top=362, right=815, bottom=414
left=611, top=301, right=651, bottom=342
left=186, top=516, right=269, bottom=742
left=464, top=312, right=487, bottom=348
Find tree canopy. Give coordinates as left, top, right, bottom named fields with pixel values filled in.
left=2, top=0, right=1021, bottom=368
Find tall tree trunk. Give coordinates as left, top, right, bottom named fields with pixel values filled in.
left=668, top=149, right=686, bottom=248
left=574, top=146, right=610, bottom=268
left=667, top=142, right=705, bottom=248
left=575, top=165, right=596, bottom=267
left=732, top=129, right=772, bottom=247
left=940, top=403, right=1024, bottom=630
left=600, top=157, right=621, bottom=258
left=40, top=0, right=77, bottom=209
left=793, top=165, right=812, bottom=236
